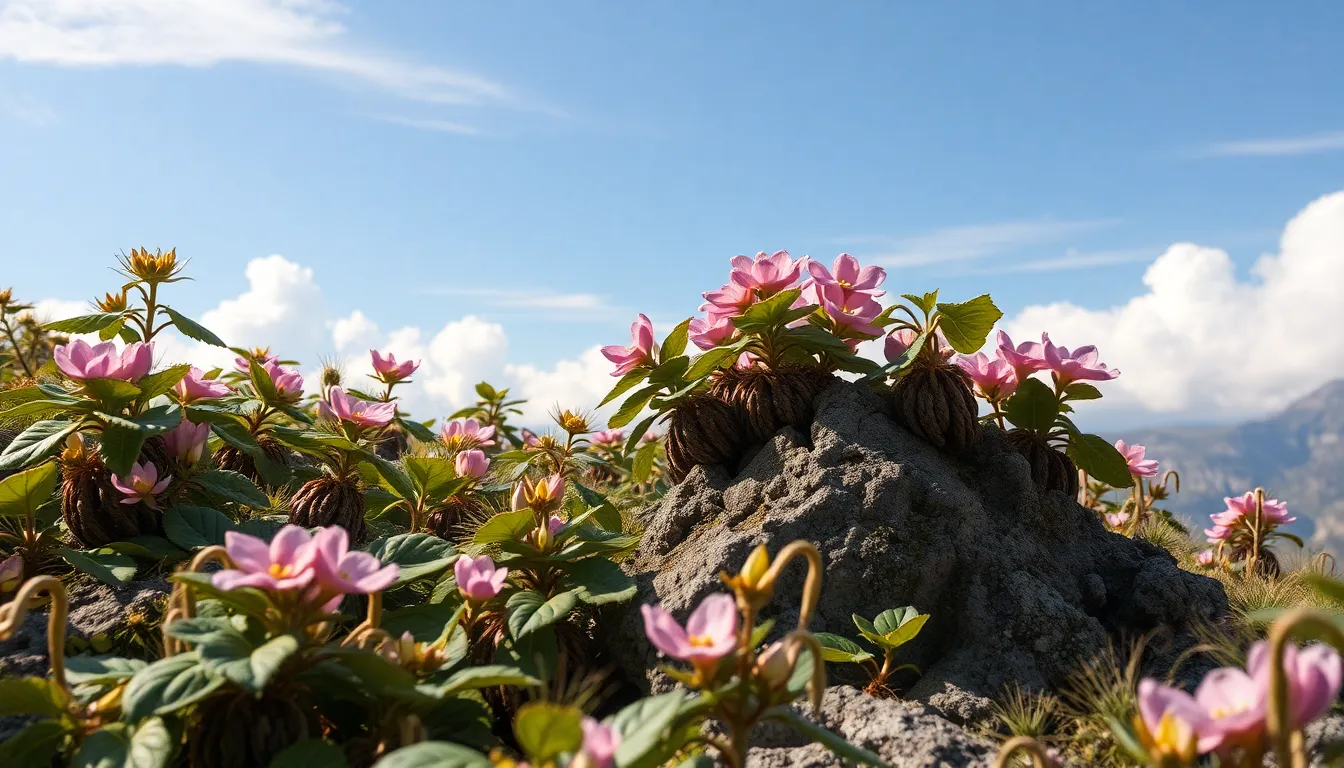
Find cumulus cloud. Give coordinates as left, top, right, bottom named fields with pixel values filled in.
left=1004, top=190, right=1344, bottom=419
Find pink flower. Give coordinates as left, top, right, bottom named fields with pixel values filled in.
left=110, top=462, right=171, bottom=509
left=1105, top=512, right=1130, bottom=529
left=804, top=253, right=885, bottom=297
left=1248, top=640, right=1343, bottom=729
left=520, top=428, right=540, bottom=447
left=1191, top=666, right=1267, bottom=753
left=1196, top=549, right=1215, bottom=567
left=700, top=281, right=757, bottom=321
left=1115, top=440, right=1159, bottom=478
left=816, top=284, right=882, bottom=338
left=455, top=554, right=508, bottom=601
left=512, top=474, right=565, bottom=512
left=885, top=329, right=918, bottom=363
left=308, top=526, right=399, bottom=595
left=319, top=386, right=397, bottom=428
left=579, top=717, right=621, bottom=768
left=591, top=429, right=624, bottom=446
left=688, top=314, right=737, bottom=350
left=262, top=361, right=304, bottom=399
left=955, top=352, right=1018, bottom=400
left=213, top=526, right=318, bottom=592
left=1204, top=524, right=1232, bottom=543
left=54, top=339, right=153, bottom=383
left=1218, top=491, right=1294, bottom=527
left=370, top=349, right=419, bottom=384
left=0, top=553, right=23, bottom=593
left=455, top=449, right=490, bottom=479
left=1041, top=334, right=1120, bottom=387
left=163, top=419, right=210, bottom=466
left=729, top=250, right=803, bottom=298
left=235, top=352, right=278, bottom=372
left=994, top=331, right=1047, bottom=383
left=601, top=314, right=656, bottom=376
left=1136, top=679, right=1207, bottom=760
left=442, top=418, right=497, bottom=448
left=173, top=366, right=231, bottom=403
left=640, top=593, right=739, bottom=664
left=547, top=514, right=565, bottom=536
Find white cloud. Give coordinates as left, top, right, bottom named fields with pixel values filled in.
left=0, top=0, right=512, bottom=106
left=1004, top=190, right=1344, bottom=419
left=1198, top=131, right=1344, bottom=158
left=865, top=218, right=1119, bottom=268
left=505, top=347, right=621, bottom=425
left=421, top=288, right=621, bottom=319
left=372, top=115, right=483, bottom=136
left=965, top=247, right=1155, bottom=275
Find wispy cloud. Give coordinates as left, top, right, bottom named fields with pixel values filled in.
left=862, top=218, right=1119, bottom=268
left=1, top=93, right=57, bottom=126
left=424, top=288, right=620, bottom=318
left=0, top=0, right=519, bottom=107
left=372, top=114, right=483, bottom=136
left=964, top=247, right=1154, bottom=275
left=1197, top=131, right=1344, bottom=158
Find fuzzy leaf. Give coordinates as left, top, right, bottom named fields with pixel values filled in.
left=437, top=664, right=541, bottom=696
left=472, top=509, right=535, bottom=546
left=163, top=505, right=236, bottom=550
left=71, top=717, right=173, bottom=768
left=123, top=652, right=226, bottom=722
left=65, top=656, right=148, bottom=687
left=44, top=312, right=124, bottom=334
left=366, top=533, right=457, bottom=586
left=611, top=691, right=695, bottom=768
left=508, top=589, right=579, bottom=639
left=61, top=547, right=137, bottom=586
left=566, top=557, right=637, bottom=605
left=192, top=470, right=268, bottom=509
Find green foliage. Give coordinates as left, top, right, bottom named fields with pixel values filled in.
left=0, top=459, right=60, bottom=519
left=934, top=294, right=1002, bottom=354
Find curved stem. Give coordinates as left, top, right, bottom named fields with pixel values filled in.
left=0, top=575, right=71, bottom=695
left=163, top=545, right=233, bottom=656
left=1248, top=487, right=1265, bottom=578
left=782, top=630, right=826, bottom=713
left=993, top=736, right=1052, bottom=768
left=759, top=540, right=823, bottom=631
left=1266, top=609, right=1344, bottom=768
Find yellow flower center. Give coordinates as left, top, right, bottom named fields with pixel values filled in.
left=1153, top=712, right=1195, bottom=758
left=688, top=634, right=715, bottom=648
left=269, top=563, right=293, bottom=578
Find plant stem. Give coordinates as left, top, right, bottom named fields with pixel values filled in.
left=1248, top=487, right=1264, bottom=577
left=1, top=313, right=35, bottom=378
left=142, top=282, right=159, bottom=342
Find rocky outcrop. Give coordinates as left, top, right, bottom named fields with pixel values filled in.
left=610, top=381, right=1228, bottom=723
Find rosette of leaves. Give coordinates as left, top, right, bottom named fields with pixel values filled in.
left=874, top=291, right=1002, bottom=455
left=815, top=606, right=930, bottom=697
left=449, top=381, right=526, bottom=450
left=997, top=376, right=1133, bottom=497
left=361, top=454, right=491, bottom=540
left=199, top=357, right=309, bottom=490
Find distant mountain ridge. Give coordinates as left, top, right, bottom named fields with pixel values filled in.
left=1121, top=379, right=1344, bottom=556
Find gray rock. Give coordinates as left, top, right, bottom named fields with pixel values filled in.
left=609, top=381, right=1228, bottom=721
left=746, top=686, right=995, bottom=767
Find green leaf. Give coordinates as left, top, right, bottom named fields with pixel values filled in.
left=240, top=634, right=300, bottom=692
left=1001, top=378, right=1059, bottom=432
left=371, top=743, right=490, bottom=768
left=0, top=459, right=60, bottom=519
left=0, top=677, right=69, bottom=717
left=608, top=384, right=659, bottom=430
left=436, top=664, right=541, bottom=696
left=813, top=632, right=875, bottom=664
left=404, top=456, right=458, bottom=496
left=1066, top=431, right=1134, bottom=489
left=872, top=607, right=929, bottom=649
left=193, top=624, right=295, bottom=692
left=851, top=613, right=885, bottom=647
left=271, top=740, right=348, bottom=768
left=82, top=378, right=143, bottom=410
left=0, top=719, right=71, bottom=768
left=99, top=317, right=125, bottom=342
left=0, top=419, right=79, bottom=470
left=44, top=312, right=124, bottom=334
left=382, top=602, right=464, bottom=643
left=192, top=470, right=268, bottom=509
left=631, top=440, right=657, bottom=484
left=161, top=306, right=225, bottom=347
left=685, top=344, right=741, bottom=381
left=247, top=358, right=279, bottom=402
left=365, top=533, right=457, bottom=586
left=475, top=381, right=498, bottom=401
left=659, top=318, right=692, bottom=363
left=494, top=626, right=559, bottom=682
left=610, top=692, right=694, bottom=768
left=134, top=365, right=191, bottom=403
left=509, top=589, right=578, bottom=638
left=1063, top=382, right=1103, bottom=401
left=646, top=355, right=689, bottom=387
left=934, top=294, right=1002, bottom=354
left=398, top=417, right=438, bottom=443
left=901, top=291, right=939, bottom=316
left=169, top=572, right=271, bottom=619
left=72, top=717, right=173, bottom=768
left=622, top=414, right=658, bottom=457
left=764, top=706, right=887, bottom=766
left=359, top=452, right=417, bottom=501
left=472, top=509, right=535, bottom=546
left=566, top=557, right=637, bottom=605
left=61, top=547, right=137, bottom=586
left=65, top=656, right=148, bottom=687
left=162, top=505, right=237, bottom=550
left=123, top=652, right=226, bottom=722
left=118, top=325, right=141, bottom=344
left=98, top=424, right=147, bottom=478
left=732, top=288, right=806, bottom=332
left=514, top=702, right=585, bottom=763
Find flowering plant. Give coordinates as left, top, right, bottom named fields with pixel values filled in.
left=448, top=380, right=527, bottom=450
left=1082, top=441, right=1186, bottom=537
left=1202, top=488, right=1302, bottom=575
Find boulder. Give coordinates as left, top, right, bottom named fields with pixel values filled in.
left=609, top=381, right=1228, bottom=722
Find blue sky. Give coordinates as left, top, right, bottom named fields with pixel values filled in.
left=3, top=1, right=1344, bottom=426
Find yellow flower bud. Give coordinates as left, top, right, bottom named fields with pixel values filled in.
left=740, top=544, right=771, bottom=589
left=96, top=291, right=128, bottom=313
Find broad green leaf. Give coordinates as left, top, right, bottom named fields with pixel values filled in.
left=169, top=572, right=271, bottom=619
left=382, top=602, right=464, bottom=643
left=514, top=702, right=584, bottom=762
left=631, top=440, right=657, bottom=484
left=851, top=613, right=884, bottom=646
left=732, top=288, right=805, bottom=332
left=163, top=505, right=237, bottom=550
left=134, top=366, right=191, bottom=405
left=684, top=344, right=740, bottom=381
left=44, top=312, right=124, bottom=334
left=81, top=378, right=143, bottom=410
left=363, top=452, right=417, bottom=500
left=1063, top=382, right=1103, bottom=401
left=763, top=706, right=887, bottom=766
left=1067, top=431, right=1134, bottom=489
left=494, top=625, right=558, bottom=682
left=371, top=742, right=490, bottom=768
left=436, top=664, right=541, bottom=696
left=646, top=355, right=689, bottom=387
left=934, top=294, right=1002, bottom=354
left=99, top=317, right=125, bottom=342
left=64, top=656, right=148, bottom=687
left=366, top=533, right=457, bottom=586
left=240, top=634, right=300, bottom=692
left=192, top=470, right=269, bottom=508
left=901, top=291, right=939, bottom=316
left=621, top=414, right=658, bottom=457
left=61, top=547, right=137, bottom=586
left=608, top=384, right=659, bottom=430
left=398, top=417, right=438, bottom=443
left=0, top=719, right=71, bottom=768
left=97, top=424, right=147, bottom=477
left=872, top=607, right=929, bottom=649
left=161, top=306, right=225, bottom=347
left=404, top=456, right=458, bottom=496
left=510, top=589, right=578, bottom=638
left=0, top=677, right=69, bottom=717
left=610, top=691, right=694, bottom=768
left=566, top=557, right=637, bottom=605
left=472, top=509, right=535, bottom=546
left=1001, top=378, right=1059, bottom=432
left=475, top=381, right=498, bottom=400
left=247, top=358, right=279, bottom=402
left=0, top=459, right=60, bottom=519
left=0, top=419, right=78, bottom=470
left=0, top=396, right=84, bottom=421
left=813, top=632, right=875, bottom=664
left=72, top=717, right=173, bottom=768
left=659, top=318, right=692, bottom=363
left=271, top=740, right=348, bottom=768
left=123, top=652, right=225, bottom=722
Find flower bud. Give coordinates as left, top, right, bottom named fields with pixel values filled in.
left=121, top=247, right=183, bottom=283
left=0, top=553, right=24, bottom=593
left=96, top=291, right=128, bottom=313
left=755, top=641, right=793, bottom=689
